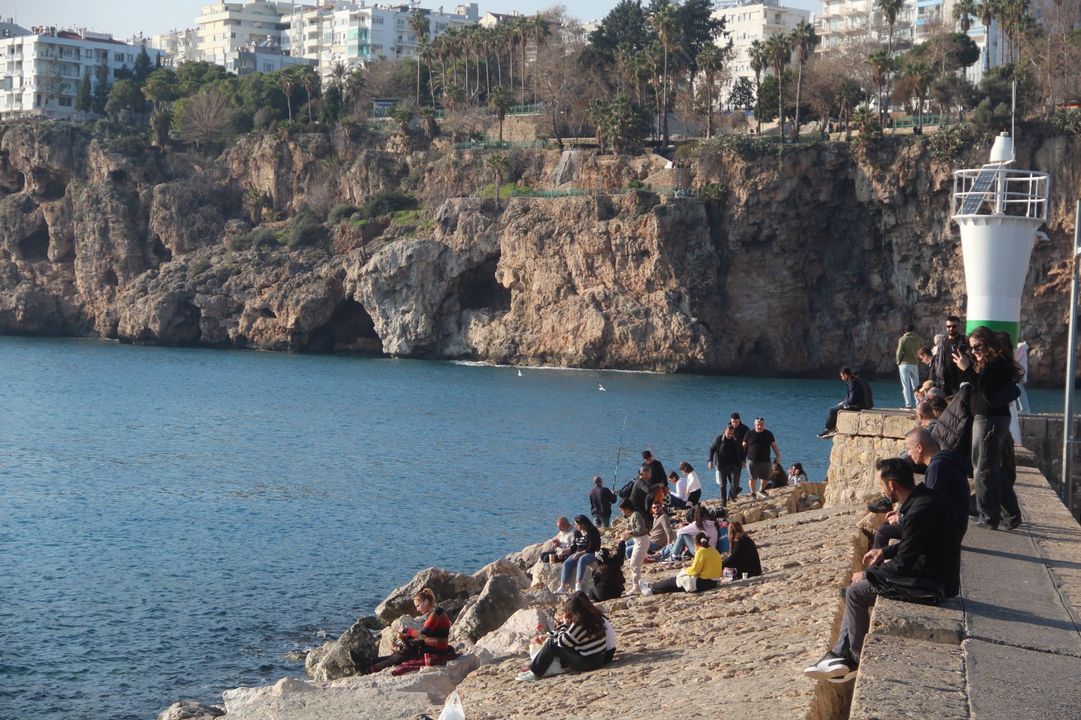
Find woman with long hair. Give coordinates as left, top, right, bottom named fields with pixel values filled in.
left=679, top=461, right=702, bottom=505
left=558, top=515, right=602, bottom=594
left=953, top=325, right=1023, bottom=530
left=722, top=521, right=762, bottom=578
left=516, top=591, right=615, bottom=681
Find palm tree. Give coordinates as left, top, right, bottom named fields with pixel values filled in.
left=836, top=79, right=861, bottom=140
left=876, top=0, right=904, bottom=59
left=749, top=39, right=768, bottom=135
left=649, top=0, right=679, bottom=146
left=765, top=33, right=792, bottom=140
left=512, top=17, right=529, bottom=98
left=344, top=67, right=364, bottom=116
left=488, top=85, right=513, bottom=143
left=790, top=20, right=819, bottom=142
left=298, top=66, right=319, bottom=123
left=901, top=57, right=934, bottom=132
left=867, top=49, right=892, bottom=129
left=486, top=151, right=509, bottom=210
left=697, top=43, right=729, bottom=138
left=953, top=0, right=977, bottom=32
left=277, top=67, right=298, bottom=121
left=978, top=0, right=994, bottom=69
left=408, top=11, right=430, bottom=106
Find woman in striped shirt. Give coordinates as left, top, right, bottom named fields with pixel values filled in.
left=366, top=587, right=454, bottom=673
left=517, top=591, right=615, bottom=681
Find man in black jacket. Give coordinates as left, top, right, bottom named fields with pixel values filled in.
left=707, top=424, right=743, bottom=505
left=817, top=367, right=863, bottom=439
left=932, top=315, right=968, bottom=395
left=589, top=475, right=618, bottom=528
left=804, top=457, right=962, bottom=683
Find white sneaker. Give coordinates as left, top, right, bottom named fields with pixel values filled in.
left=573, top=583, right=582, bottom=593
left=803, top=651, right=857, bottom=681
left=641, top=582, right=653, bottom=596
left=515, top=670, right=539, bottom=682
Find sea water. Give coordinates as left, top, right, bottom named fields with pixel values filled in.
left=0, top=337, right=1062, bottom=720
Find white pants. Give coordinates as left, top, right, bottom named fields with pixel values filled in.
left=628, top=533, right=649, bottom=590
left=898, top=363, right=919, bottom=408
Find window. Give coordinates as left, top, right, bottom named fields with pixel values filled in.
left=58, top=96, right=72, bottom=106
left=114, top=52, right=124, bottom=62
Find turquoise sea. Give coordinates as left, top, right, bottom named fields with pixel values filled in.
left=0, top=337, right=1063, bottom=719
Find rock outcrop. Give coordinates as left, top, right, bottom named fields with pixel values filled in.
left=448, top=574, right=524, bottom=648
left=304, top=617, right=379, bottom=682
left=374, top=567, right=480, bottom=624
left=2, top=121, right=1079, bottom=382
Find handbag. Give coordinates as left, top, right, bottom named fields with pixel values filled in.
left=392, top=633, right=425, bottom=658
left=675, top=569, right=697, bottom=593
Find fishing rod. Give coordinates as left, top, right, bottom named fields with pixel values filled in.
left=611, top=415, right=628, bottom=490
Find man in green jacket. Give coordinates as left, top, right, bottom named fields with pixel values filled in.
left=896, top=323, right=923, bottom=409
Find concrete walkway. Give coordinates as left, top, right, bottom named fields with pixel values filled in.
left=851, top=457, right=1081, bottom=720
left=960, top=463, right=1081, bottom=720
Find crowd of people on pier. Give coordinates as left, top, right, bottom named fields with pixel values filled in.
left=365, top=312, right=1028, bottom=689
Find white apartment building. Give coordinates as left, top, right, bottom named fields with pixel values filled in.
left=151, top=28, right=200, bottom=67
left=283, top=2, right=479, bottom=77
left=0, top=26, right=163, bottom=120
left=196, top=0, right=305, bottom=73
left=712, top=0, right=811, bottom=102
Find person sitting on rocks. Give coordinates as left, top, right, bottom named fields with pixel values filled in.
left=679, top=462, right=703, bottom=505
left=539, top=516, right=575, bottom=563
left=654, top=506, right=718, bottom=561
left=365, top=587, right=456, bottom=674
left=804, top=457, right=962, bottom=684
left=722, top=521, right=761, bottom=579
left=619, top=499, right=651, bottom=595
left=767, top=461, right=788, bottom=489
left=643, top=532, right=723, bottom=595
left=517, top=591, right=615, bottom=682
left=788, top=463, right=809, bottom=485
left=558, top=515, right=602, bottom=594
left=590, top=540, right=627, bottom=601
left=667, top=470, right=689, bottom=509
left=627, top=501, right=676, bottom=559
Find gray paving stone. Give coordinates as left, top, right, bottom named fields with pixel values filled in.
left=964, top=638, right=1081, bottom=720
left=850, top=634, right=967, bottom=720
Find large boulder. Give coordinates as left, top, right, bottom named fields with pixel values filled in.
left=157, top=700, right=225, bottom=720
left=449, top=575, right=524, bottom=648
left=375, top=567, right=480, bottom=624
left=528, top=559, right=562, bottom=591
left=472, top=608, right=555, bottom=662
left=472, top=557, right=530, bottom=589
left=505, top=541, right=547, bottom=569
left=305, top=617, right=378, bottom=681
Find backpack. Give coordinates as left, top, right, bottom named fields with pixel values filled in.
left=617, top=480, right=635, bottom=500
left=931, top=385, right=973, bottom=457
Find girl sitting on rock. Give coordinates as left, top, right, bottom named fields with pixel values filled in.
left=722, top=521, right=762, bottom=579
left=642, top=532, right=723, bottom=595
left=558, top=515, right=602, bottom=594
left=366, top=587, right=456, bottom=674
left=517, top=591, right=615, bottom=682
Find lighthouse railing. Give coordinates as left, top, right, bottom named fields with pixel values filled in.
left=952, top=167, right=1049, bottom=221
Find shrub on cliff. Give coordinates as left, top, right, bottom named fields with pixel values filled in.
left=227, top=227, right=280, bottom=252
left=1046, top=110, right=1081, bottom=137
left=927, top=123, right=977, bottom=162
left=327, top=203, right=360, bottom=225
left=287, top=209, right=328, bottom=248
left=359, top=191, right=417, bottom=220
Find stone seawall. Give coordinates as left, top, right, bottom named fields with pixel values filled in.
left=1017, top=413, right=1081, bottom=519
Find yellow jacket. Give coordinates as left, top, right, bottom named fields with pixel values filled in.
left=687, top=546, right=723, bottom=580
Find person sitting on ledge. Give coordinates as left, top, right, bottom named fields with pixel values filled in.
left=804, top=457, right=961, bottom=684
left=539, top=516, right=575, bottom=563
left=627, top=501, right=676, bottom=560
left=722, top=521, right=761, bottom=579
left=643, top=532, right=723, bottom=595
left=679, top=461, right=703, bottom=506
left=667, top=470, right=689, bottom=509
left=767, top=461, right=788, bottom=489
left=363, top=587, right=456, bottom=674
left=817, top=367, right=864, bottom=439
left=516, top=591, right=615, bottom=682
left=788, top=463, right=809, bottom=486
left=654, top=506, right=718, bottom=561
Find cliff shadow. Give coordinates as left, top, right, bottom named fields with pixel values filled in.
left=456, top=254, right=510, bottom=313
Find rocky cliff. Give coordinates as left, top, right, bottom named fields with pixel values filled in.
left=1, top=120, right=1077, bottom=382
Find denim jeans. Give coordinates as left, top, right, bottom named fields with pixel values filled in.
left=898, top=363, right=919, bottom=408
left=560, top=552, right=597, bottom=586
left=831, top=577, right=877, bottom=659
left=716, top=465, right=740, bottom=500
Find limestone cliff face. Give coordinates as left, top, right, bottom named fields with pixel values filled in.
left=0, top=120, right=1077, bottom=382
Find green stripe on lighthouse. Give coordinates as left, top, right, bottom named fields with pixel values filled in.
left=965, top=319, right=1020, bottom=346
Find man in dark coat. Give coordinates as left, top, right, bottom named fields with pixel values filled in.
left=931, top=315, right=967, bottom=396
left=804, top=457, right=961, bottom=683
left=588, top=475, right=618, bottom=528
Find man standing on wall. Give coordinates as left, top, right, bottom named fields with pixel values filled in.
left=896, top=323, right=923, bottom=409
left=932, top=316, right=967, bottom=396
left=743, top=417, right=780, bottom=499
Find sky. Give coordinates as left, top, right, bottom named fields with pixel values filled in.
left=3, top=0, right=821, bottom=41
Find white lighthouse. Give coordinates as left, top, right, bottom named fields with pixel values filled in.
left=951, top=132, right=1049, bottom=343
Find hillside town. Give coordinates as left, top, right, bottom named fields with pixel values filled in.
left=1, top=0, right=1065, bottom=134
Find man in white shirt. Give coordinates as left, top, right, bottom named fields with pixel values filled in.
left=540, top=516, right=575, bottom=563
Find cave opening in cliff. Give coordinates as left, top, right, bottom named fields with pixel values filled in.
left=102, top=269, right=119, bottom=287
left=17, top=227, right=50, bottom=262
left=458, top=256, right=510, bottom=312
left=0, top=153, right=24, bottom=195
left=305, top=298, right=382, bottom=354
left=31, top=168, right=66, bottom=202
left=149, top=234, right=172, bottom=264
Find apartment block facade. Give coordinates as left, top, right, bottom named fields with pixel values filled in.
left=712, top=0, right=811, bottom=102
left=0, top=26, right=163, bottom=120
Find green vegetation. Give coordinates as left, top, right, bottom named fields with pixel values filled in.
left=327, top=203, right=360, bottom=225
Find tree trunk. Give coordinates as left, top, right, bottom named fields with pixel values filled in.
left=793, top=62, right=803, bottom=142
left=662, top=46, right=670, bottom=146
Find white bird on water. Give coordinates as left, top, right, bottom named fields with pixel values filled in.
left=517, top=369, right=523, bottom=377
left=598, top=383, right=606, bottom=392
